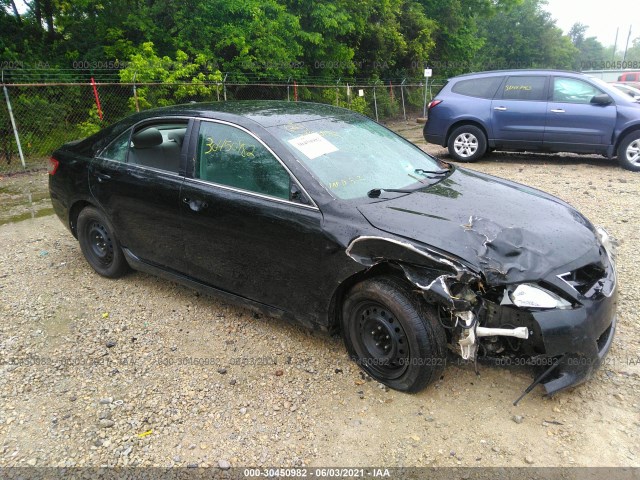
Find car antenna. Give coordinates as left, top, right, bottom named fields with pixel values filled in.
left=513, top=354, right=566, bottom=406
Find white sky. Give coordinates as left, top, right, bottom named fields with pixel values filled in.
left=543, top=0, right=636, bottom=49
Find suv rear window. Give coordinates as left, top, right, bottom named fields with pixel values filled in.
left=452, top=77, right=503, bottom=99
left=501, top=76, right=547, bottom=101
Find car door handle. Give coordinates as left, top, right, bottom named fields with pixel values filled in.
left=183, top=197, right=208, bottom=212
left=550, top=109, right=565, bottom=113
left=96, top=173, right=111, bottom=183
left=494, top=106, right=508, bottom=111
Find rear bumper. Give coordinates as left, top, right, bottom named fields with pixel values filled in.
left=49, top=176, right=71, bottom=233
left=423, top=131, right=446, bottom=147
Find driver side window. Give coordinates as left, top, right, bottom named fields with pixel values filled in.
left=553, top=78, right=601, bottom=104
left=196, top=121, right=291, bottom=200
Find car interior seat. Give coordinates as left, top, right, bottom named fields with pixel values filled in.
left=130, top=126, right=184, bottom=173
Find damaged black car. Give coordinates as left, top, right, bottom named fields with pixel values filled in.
left=49, top=101, right=618, bottom=398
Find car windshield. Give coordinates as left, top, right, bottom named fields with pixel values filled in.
left=614, top=84, right=640, bottom=98
left=269, top=114, right=444, bottom=200
left=589, top=77, right=634, bottom=102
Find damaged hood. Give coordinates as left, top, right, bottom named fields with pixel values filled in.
left=357, top=168, right=601, bottom=285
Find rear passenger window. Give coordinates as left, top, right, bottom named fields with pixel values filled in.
left=128, top=122, right=187, bottom=173
left=501, top=76, right=547, bottom=101
left=452, top=77, right=503, bottom=99
left=196, top=121, right=290, bottom=200
left=101, top=129, right=131, bottom=163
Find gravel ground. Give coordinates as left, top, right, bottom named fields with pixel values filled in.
left=0, top=122, right=639, bottom=470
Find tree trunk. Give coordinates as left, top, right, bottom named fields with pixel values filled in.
left=31, top=0, right=43, bottom=28
left=9, top=0, right=22, bottom=23
left=41, top=0, right=55, bottom=42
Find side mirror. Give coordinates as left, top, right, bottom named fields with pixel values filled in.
left=591, top=94, right=612, bottom=105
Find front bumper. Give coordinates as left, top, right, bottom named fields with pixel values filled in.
left=483, top=265, right=618, bottom=395
left=542, top=317, right=616, bottom=394
left=534, top=285, right=618, bottom=394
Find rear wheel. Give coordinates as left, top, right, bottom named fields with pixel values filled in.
left=77, top=206, right=129, bottom=278
left=447, top=125, right=487, bottom=162
left=342, top=277, right=447, bottom=392
left=617, top=131, right=640, bottom=172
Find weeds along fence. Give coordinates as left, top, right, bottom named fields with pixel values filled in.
left=0, top=80, right=443, bottom=175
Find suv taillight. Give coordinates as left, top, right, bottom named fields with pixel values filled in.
left=428, top=100, right=442, bottom=109
left=48, top=157, right=59, bottom=175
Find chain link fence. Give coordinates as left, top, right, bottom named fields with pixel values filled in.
left=0, top=80, right=442, bottom=175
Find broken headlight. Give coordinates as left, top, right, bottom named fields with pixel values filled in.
left=595, top=226, right=617, bottom=264
left=508, top=284, right=572, bottom=310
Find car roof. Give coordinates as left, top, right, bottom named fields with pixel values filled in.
left=450, top=69, right=585, bottom=80
left=125, top=100, right=356, bottom=128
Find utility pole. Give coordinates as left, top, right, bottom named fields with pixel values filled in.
left=623, top=26, right=633, bottom=62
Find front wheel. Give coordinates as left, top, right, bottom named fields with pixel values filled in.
left=77, top=206, right=129, bottom=278
left=447, top=125, right=487, bottom=162
left=617, top=131, right=640, bottom=172
left=342, top=277, right=447, bottom=392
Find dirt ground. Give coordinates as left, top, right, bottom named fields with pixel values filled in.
left=0, top=122, right=639, bottom=470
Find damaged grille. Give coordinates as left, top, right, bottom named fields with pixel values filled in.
left=558, top=263, right=606, bottom=297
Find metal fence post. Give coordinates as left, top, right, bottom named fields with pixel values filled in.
left=400, top=79, right=407, bottom=121
left=373, top=83, right=379, bottom=122
left=132, top=71, right=140, bottom=112
left=336, top=78, right=341, bottom=106
left=287, top=77, right=291, bottom=102
left=423, top=79, right=428, bottom=118
left=223, top=73, right=228, bottom=101
left=2, top=84, right=26, bottom=170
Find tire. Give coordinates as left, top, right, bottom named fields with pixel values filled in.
left=341, top=277, right=447, bottom=392
left=77, top=206, right=129, bottom=278
left=447, top=125, right=487, bottom=162
left=617, top=131, right=640, bottom=172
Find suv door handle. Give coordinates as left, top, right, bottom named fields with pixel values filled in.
left=550, top=109, right=565, bottom=113
left=96, top=172, right=111, bottom=183
left=494, top=106, right=508, bottom=111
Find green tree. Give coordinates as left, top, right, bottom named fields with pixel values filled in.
left=569, top=23, right=606, bottom=70
left=417, top=0, right=520, bottom=76
left=119, top=42, right=223, bottom=109
left=475, top=0, right=577, bottom=71
left=623, top=37, right=640, bottom=63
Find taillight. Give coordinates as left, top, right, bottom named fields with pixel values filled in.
left=428, top=100, right=442, bottom=109
left=48, top=157, right=59, bottom=175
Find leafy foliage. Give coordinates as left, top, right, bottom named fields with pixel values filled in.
left=1, top=0, right=608, bottom=82
left=475, top=0, right=578, bottom=71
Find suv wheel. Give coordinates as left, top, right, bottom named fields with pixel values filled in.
left=618, top=131, right=640, bottom=172
left=448, top=125, right=487, bottom=162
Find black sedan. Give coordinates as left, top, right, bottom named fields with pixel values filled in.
left=49, top=101, right=617, bottom=397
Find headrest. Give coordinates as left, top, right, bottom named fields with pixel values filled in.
left=133, top=128, right=163, bottom=149
left=168, top=130, right=186, bottom=147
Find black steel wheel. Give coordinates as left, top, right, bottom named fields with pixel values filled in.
left=77, top=206, right=129, bottom=278
left=342, top=276, right=447, bottom=392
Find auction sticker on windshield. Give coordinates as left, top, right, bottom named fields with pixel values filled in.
left=288, top=132, right=338, bottom=159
